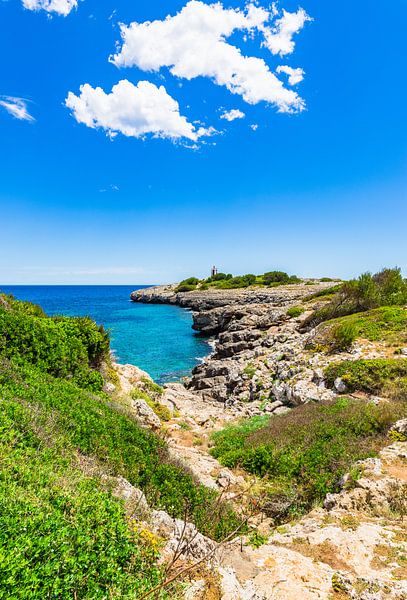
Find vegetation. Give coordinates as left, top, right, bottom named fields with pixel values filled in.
left=0, top=293, right=243, bottom=598
left=303, top=268, right=407, bottom=329
left=325, top=358, right=407, bottom=395
left=0, top=392, right=167, bottom=599
left=175, top=270, right=302, bottom=292
left=211, top=398, right=405, bottom=520
left=328, top=322, right=358, bottom=351
left=287, top=306, right=305, bottom=319
left=316, top=306, right=407, bottom=352
left=131, top=388, right=172, bottom=421
left=0, top=294, right=109, bottom=391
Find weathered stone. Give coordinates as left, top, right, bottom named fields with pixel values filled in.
left=390, top=418, right=407, bottom=437
left=151, top=510, right=216, bottom=562
left=272, top=406, right=292, bottom=416
left=334, top=377, right=347, bottom=393
left=131, top=398, right=161, bottom=429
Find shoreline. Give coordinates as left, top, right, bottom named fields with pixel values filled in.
left=130, top=281, right=339, bottom=409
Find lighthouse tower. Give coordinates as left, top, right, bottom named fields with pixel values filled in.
left=211, top=265, right=218, bottom=278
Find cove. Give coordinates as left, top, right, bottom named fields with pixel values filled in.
left=0, top=285, right=211, bottom=383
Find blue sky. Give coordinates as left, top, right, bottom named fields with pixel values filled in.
left=1, top=0, right=406, bottom=284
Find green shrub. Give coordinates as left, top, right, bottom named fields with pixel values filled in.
left=248, top=531, right=269, bottom=548
left=303, top=268, right=407, bottom=329
left=303, top=285, right=343, bottom=302
left=325, top=358, right=407, bottom=394
left=180, top=277, right=200, bottom=286
left=242, top=274, right=257, bottom=286
left=0, top=358, right=241, bottom=541
left=207, top=272, right=231, bottom=282
left=316, top=307, right=407, bottom=352
left=176, top=284, right=197, bottom=293
left=141, top=377, right=164, bottom=396
left=176, top=270, right=301, bottom=290
left=0, top=395, right=168, bottom=599
left=329, top=323, right=358, bottom=351
left=0, top=298, right=109, bottom=391
left=287, top=306, right=305, bottom=319
left=383, top=377, right=407, bottom=402
left=211, top=398, right=404, bottom=519
left=262, top=271, right=291, bottom=285
left=243, top=363, right=257, bottom=379
left=175, top=277, right=200, bottom=292
left=0, top=296, right=245, bottom=597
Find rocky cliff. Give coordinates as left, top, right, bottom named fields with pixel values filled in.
left=132, top=282, right=344, bottom=414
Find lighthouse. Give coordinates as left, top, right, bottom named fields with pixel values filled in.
left=211, top=265, right=218, bottom=278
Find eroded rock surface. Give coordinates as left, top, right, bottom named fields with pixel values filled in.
left=132, top=283, right=341, bottom=409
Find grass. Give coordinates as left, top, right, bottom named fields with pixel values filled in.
left=316, top=307, right=407, bottom=352
left=211, top=398, right=405, bottom=521
left=287, top=306, right=305, bottom=318
left=302, top=268, right=407, bottom=329
left=324, top=358, right=407, bottom=395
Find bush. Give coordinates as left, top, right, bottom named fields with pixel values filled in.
left=329, top=323, right=358, bottom=351
left=0, top=298, right=109, bottom=391
left=141, top=377, right=164, bottom=396
left=262, top=271, right=291, bottom=285
left=242, top=274, right=257, bottom=286
left=180, top=277, right=200, bottom=286
left=176, top=284, right=197, bottom=293
left=209, top=273, right=231, bottom=281
left=211, top=398, right=404, bottom=519
left=315, top=307, right=407, bottom=352
left=0, top=398, right=167, bottom=599
left=303, top=268, right=407, bottom=329
left=0, top=357, right=241, bottom=542
left=383, top=377, right=407, bottom=402
left=303, top=285, right=343, bottom=302
left=325, top=358, right=407, bottom=394
left=131, top=388, right=172, bottom=421
left=175, top=277, right=200, bottom=292
left=287, top=306, right=305, bottom=319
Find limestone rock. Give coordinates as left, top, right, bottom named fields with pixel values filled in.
left=390, top=418, right=407, bottom=438
left=334, top=377, right=347, bottom=393
left=151, top=510, right=216, bottom=562
left=131, top=398, right=161, bottom=429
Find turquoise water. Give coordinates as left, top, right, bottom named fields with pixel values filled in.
left=0, top=285, right=210, bottom=383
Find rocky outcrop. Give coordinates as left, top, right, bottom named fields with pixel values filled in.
left=123, top=286, right=407, bottom=600
left=132, top=282, right=341, bottom=409
left=186, top=441, right=407, bottom=600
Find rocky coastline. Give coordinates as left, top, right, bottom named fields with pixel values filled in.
left=131, top=282, right=346, bottom=415
left=126, top=282, right=407, bottom=599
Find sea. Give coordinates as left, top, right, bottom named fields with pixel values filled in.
left=0, top=285, right=211, bottom=384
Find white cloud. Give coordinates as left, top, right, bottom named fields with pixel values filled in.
left=220, top=108, right=245, bottom=121
left=276, top=65, right=304, bottom=85
left=65, top=79, right=211, bottom=142
left=22, top=0, right=77, bottom=16
left=99, top=184, right=120, bottom=193
left=0, top=96, right=35, bottom=121
left=111, top=1, right=308, bottom=113
left=250, top=123, right=258, bottom=131
left=262, top=7, right=311, bottom=56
